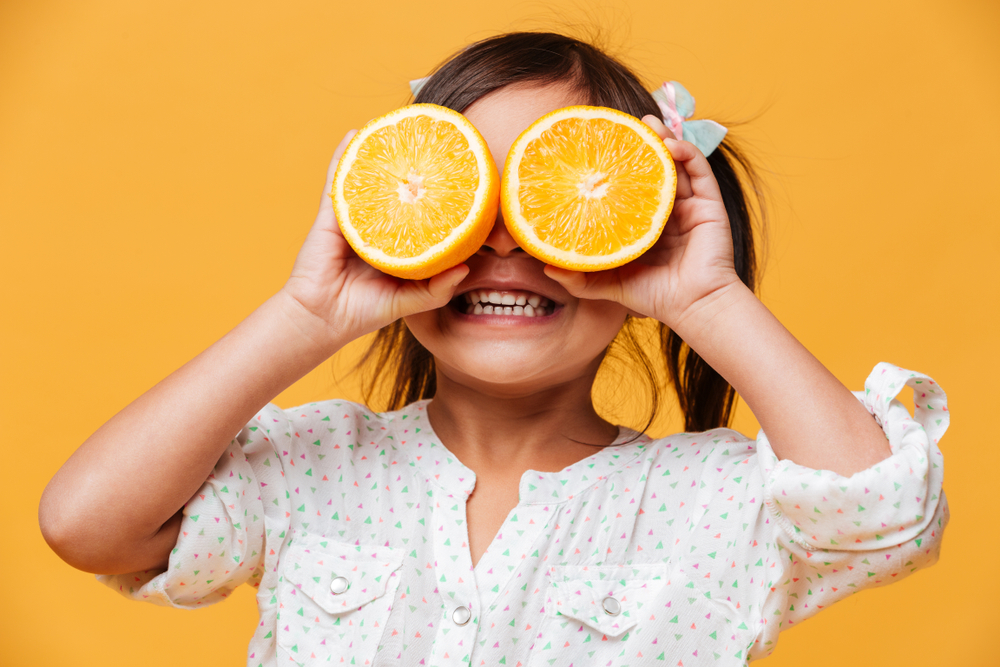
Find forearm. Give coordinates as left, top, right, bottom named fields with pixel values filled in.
left=39, top=289, right=346, bottom=573
left=670, top=283, right=892, bottom=476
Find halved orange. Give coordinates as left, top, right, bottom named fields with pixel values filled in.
left=331, top=104, right=499, bottom=280
left=501, top=106, right=676, bottom=271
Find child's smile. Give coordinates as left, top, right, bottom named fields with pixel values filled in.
left=451, top=287, right=559, bottom=318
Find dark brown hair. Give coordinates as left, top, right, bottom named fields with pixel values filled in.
left=359, top=32, right=764, bottom=433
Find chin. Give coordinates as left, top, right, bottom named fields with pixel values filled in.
left=438, top=350, right=552, bottom=389
left=431, top=345, right=604, bottom=400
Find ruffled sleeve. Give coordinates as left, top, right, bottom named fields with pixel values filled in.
left=750, top=363, right=949, bottom=660
left=759, top=362, right=947, bottom=551
left=97, top=404, right=292, bottom=608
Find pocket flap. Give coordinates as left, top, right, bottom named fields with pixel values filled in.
left=547, top=565, right=665, bottom=638
left=284, top=533, right=404, bottom=615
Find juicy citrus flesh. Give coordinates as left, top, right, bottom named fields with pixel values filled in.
left=332, top=104, right=498, bottom=279
left=502, top=106, right=676, bottom=271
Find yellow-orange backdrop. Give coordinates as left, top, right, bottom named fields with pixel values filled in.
left=2, top=1, right=998, bottom=665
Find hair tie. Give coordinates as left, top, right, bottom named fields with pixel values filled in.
left=409, top=77, right=430, bottom=97
left=408, top=77, right=727, bottom=157
left=651, top=81, right=727, bottom=157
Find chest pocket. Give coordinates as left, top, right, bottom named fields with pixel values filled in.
left=529, top=564, right=755, bottom=667
left=276, top=531, right=404, bottom=664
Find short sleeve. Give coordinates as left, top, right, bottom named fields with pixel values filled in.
left=758, top=362, right=947, bottom=551
left=96, top=410, right=282, bottom=608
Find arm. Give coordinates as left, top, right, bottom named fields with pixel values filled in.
left=39, top=131, right=469, bottom=574
left=547, top=118, right=890, bottom=477
left=669, top=282, right=892, bottom=475
left=39, top=292, right=340, bottom=574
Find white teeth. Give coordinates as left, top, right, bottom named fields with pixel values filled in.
left=461, top=301, right=553, bottom=317
left=460, top=289, right=558, bottom=316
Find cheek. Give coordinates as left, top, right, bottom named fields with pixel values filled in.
left=401, top=311, right=437, bottom=348
left=576, top=301, right=631, bottom=345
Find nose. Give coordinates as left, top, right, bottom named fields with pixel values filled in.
left=478, top=214, right=523, bottom=257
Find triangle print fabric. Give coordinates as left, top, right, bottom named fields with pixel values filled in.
left=99, top=362, right=948, bottom=666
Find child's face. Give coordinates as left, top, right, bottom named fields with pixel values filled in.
left=404, top=82, right=630, bottom=396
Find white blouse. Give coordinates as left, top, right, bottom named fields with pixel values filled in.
left=100, top=362, right=948, bottom=666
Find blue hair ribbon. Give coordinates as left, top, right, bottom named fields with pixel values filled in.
left=409, top=77, right=429, bottom=97
left=651, top=81, right=727, bottom=157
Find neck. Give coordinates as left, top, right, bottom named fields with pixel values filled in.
left=426, top=362, right=619, bottom=477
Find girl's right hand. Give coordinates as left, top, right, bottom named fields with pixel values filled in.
left=280, top=130, right=469, bottom=350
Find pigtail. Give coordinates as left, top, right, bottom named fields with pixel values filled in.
left=660, top=138, right=763, bottom=432
left=360, top=321, right=436, bottom=411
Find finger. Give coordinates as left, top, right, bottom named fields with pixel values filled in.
left=319, top=129, right=358, bottom=212
left=424, top=264, right=471, bottom=304
left=392, top=264, right=471, bottom=318
left=673, top=155, right=693, bottom=200
left=642, top=116, right=692, bottom=198
left=663, top=138, right=722, bottom=203
left=641, top=114, right=676, bottom=141
left=543, top=265, right=623, bottom=305
left=625, top=308, right=648, bottom=319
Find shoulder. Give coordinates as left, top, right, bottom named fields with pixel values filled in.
left=283, top=398, right=386, bottom=436
left=635, top=427, right=769, bottom=515
left=643, top=427, right=762, bottom=476
left=249, top=399, right=432, bottom=467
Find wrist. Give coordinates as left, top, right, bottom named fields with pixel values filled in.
left=268, top=289, right=351, bottom=362
left=665, top=280, right=758, bottom=345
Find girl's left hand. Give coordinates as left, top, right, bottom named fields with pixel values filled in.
left=544, top=116, right=745, bottom=331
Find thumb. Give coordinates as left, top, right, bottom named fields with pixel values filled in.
left=544, top=265, right=623, bottom=304
left=425, top=264, right=471, bottom=305
left=391, top=264, right=470, bottom=318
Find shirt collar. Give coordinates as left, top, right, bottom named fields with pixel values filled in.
left=392, top=400, right=651, bottom=504
left=516, top=427, right=651, bottom=504
left=393, top=400, right=477, bottom=498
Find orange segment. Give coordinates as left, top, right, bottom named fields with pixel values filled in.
left=501, top=106, right=676, bottom=271
left=332, top=104, right=499, bottom=280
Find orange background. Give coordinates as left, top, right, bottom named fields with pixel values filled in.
left=2, top=1, right=998, bottom=665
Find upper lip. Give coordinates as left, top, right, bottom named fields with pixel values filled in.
left=454, top=278, right=567, bottom=306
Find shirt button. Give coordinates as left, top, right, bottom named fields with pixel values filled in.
left=602, top=596, right=621, bottom=616
left=452, top=605, right=472, bottom=626
left=330, top=576, right=350, bottom=595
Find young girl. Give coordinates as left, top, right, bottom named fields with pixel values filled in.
left=40, top=32, right=948, bottom=666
